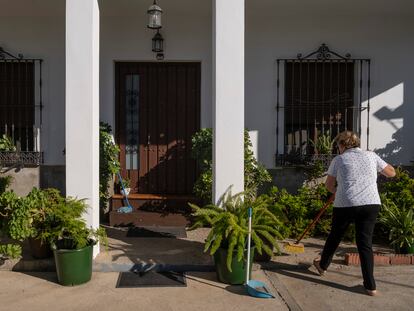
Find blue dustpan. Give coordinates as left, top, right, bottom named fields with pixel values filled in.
left=116, top=172, right=133, bottom=214
left=246, top=280, right=275, bottom=298
left=245, top=207, right=275, bottom=299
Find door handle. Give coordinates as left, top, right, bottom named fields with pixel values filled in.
left=147, top=134, right=151, bottom=145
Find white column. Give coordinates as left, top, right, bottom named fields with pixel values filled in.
left=66, top=0, right=100, bottom=255
left=212, top=0, right=245, bottom=203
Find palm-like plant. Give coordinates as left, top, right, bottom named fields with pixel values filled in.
left=190, top=189, right=284, bottom=271
left=379, top=200, right=414, bottom=252
left=310, top=131, right=335, bottom=155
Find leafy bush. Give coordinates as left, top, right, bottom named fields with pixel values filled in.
left=0, top=188, right=108, bottom=258
left=190, top=190, right=284, bottom=271
left=380, top=168, right=414, bottom=208
left=0, top=244, right=21, bottom=259
left=99, top=122, right=120, bottom=212
left=0, top=134, right=16, bottom=152
left=0, top=191, right=35, bottom=258
left=0, top=175, right=12, bottom=194
left=379, top=168, right=414, bottom=252
left=304, top=159, right=326, bottom=181
left=262, top=184, right=358, bottom=242
left=191, top=128, right=271, bottom=202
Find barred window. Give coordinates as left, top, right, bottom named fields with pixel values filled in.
left=276, top=44, right=370, bottom=166
left=0, top=47, right=42, bottom=166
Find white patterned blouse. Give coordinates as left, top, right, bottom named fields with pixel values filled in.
left=327, top=148, right=388, bottom=207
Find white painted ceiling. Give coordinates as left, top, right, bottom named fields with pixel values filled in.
left=0, top=0, right=412, bottom=17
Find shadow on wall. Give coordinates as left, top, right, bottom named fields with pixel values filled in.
left=373, top=103, right=412, bottom=165
left=121, top=142, right=198, bottom=197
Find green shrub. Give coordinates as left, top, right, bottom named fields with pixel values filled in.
left=379, top=168, right=414, bottom=251
left=99, top=122, right=120, bottom=212
left=0, top=191, right=34, bottom=258
left=0, top=188, right=108, bottom=258
left=0, top=175, right=12, bottom=194
left=380, top=168, right=414, bottom=208
left=0, top=134, right=16, bottom=152
left=0, top=244, right=21, bottom=259
left=191, top=128, right=271, bottom=203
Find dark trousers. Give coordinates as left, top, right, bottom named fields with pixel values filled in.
left=319, top=205, right=380, bottom=290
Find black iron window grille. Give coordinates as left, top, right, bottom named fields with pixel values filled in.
left=0, top=47, right=43, bottom=166
left=275, top=44, right=371, bottom=166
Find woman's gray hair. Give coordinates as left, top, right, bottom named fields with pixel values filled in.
left=335, top=131, right=360, bottom=150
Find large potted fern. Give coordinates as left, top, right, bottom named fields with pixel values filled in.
left=42, top=193, right=107, bottom=286
left=190, top=190, right=283, bottom=284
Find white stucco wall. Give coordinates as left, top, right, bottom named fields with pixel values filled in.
left=245, top=5, right=414, bottom=167
left=1, top=0, right=413, bottom=168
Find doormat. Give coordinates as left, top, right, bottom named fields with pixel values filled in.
left=116, top=271, right=187, bottom=288
left=126, top=226, right=187, bottom=238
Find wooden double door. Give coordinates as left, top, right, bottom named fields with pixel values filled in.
left=115, top=62, right=201, bottom=195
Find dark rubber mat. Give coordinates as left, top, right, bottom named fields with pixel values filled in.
left=126, top=226, right=187, bottom=238
left=116, top=271, right=187, bottom=288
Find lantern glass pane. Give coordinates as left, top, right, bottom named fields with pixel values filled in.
left=152, top=38, right=163, bottom=53
left=148, top=12, right=162, bottom=29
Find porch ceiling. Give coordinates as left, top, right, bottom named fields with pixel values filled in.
left=250, top=0, right=414, bottom=16
left=0, top=0, right=413, bottom=17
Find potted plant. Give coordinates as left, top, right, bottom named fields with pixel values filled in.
left=190, top=189, right=283, bottom=284
left=41, top=193, right=107, bottom=286
left=379, top=201, right=414, bottom=254
left=117, top=176, right=131, bottom=197
left=25, top=188, right=59, bottom=259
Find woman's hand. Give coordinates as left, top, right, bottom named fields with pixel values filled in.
left=381, top=164, right=396, bottom=178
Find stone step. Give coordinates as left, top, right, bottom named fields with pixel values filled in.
left=109, top=210, right=190, bottom=227
left=110, top=194, right=199, bottom=213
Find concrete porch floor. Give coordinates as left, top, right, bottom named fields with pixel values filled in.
left=1, top=229, right=414, bottom=310
left=94, top=226, right=214, bottom=269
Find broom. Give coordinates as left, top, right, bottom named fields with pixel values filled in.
left=283, top=194, right=335, bottom=253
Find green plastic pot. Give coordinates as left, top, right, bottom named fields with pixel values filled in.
left=213, top=246, right=255, bottom=285
left=53, top=244, right=93, bottom=286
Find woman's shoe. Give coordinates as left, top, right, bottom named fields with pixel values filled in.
left=365, top=289, right=377, bottom=296
left=313, top=259, right=326, bottom=276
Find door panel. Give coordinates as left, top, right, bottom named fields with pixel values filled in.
left=116, top=62, right=200, bottom=195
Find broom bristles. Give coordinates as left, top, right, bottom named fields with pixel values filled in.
left=283, top=242, right=305, bottom=253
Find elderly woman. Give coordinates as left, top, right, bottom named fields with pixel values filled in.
left=313, top=131, right=395, bottom=296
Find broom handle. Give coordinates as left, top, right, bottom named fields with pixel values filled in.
left=245, top=207, right=252, bottom=285
left=295, top=194, right=335, bottom=244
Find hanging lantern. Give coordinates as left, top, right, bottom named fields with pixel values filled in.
left=152, top=30, right=164, bottom=53
left=147, top=0, right=163, bottom=29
